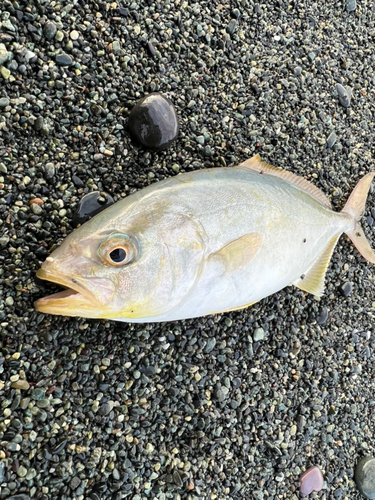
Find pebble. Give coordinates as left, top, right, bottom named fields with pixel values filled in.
left=339, top=281, right=353, bottom=297
left=72, top=191, right=115, bottom=227
left=43, top=21, right=57, bottom=39
left=227, top=19, right=237, bottom=35
left=355, top=456, right=375, bottom=499
left=327, top=132, right=338, bottom=149
left=253, top=327, right=265, bottom=341
left=56, top=54, right=73, bottom=67
left=11, top=380, right=30, bottom=390
left=317, top=306, right=329, bottom=325
left=336, top=83, right=351, bottom=108
left=128, top=93, right=179, bottom=150
left=347, top=0, right=357, bottom=11
left=70, top=30, right=79, bottom=40
left=0, top=48, right=8, bottom=65
left=300, top=466, right=324, bottom=495
left=0, top=66, right=10, bottom=79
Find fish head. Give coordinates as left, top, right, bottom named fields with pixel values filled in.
left=34, top=199, right=206, bottom=320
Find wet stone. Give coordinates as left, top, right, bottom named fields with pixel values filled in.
left=56, top=54, right=73, bottom=66
left=336, top=83, right=351, bottom=108
left=72, top=191, right=114, bottom=227
left=355, top=456, right=375, bottom=499
left=300, top=466, right=324, bottom=495
left=128, top=93, right=179, bottom=150
left=0, top=97, right=9, bottom=107
left=367, top=216, right=374, bottom=227
left=347, top=0, right=356, bottom=11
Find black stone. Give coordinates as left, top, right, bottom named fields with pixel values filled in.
left=72, top=191, right=114, bottom=227
left=128, top=93, right=179, bottom=151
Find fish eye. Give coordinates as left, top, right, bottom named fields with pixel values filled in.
left=98, top=233, right=137, bottom=267
left=109, top=247, right=127, bottom=263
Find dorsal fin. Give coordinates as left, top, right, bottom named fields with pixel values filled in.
left=293, top=234, right=340, bottom=296
left=238, top=154, right=332, bottom=209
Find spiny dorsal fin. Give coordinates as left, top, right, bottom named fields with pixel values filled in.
left=238, top=154, right=332, bottom=209
left=293, top=234, right=340, bottom=296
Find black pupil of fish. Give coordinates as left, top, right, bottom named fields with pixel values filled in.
left=109, top=247, right=126, bottom=263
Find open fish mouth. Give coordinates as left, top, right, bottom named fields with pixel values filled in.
left=34, top=268, right=102, bottom=317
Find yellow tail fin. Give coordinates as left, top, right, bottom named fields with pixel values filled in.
left=341, top=173, right=375, bottom=264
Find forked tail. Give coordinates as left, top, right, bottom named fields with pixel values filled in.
left=341, top=172, right=375, bottom=263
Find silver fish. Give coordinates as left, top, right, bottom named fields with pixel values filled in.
left=35, top=155, right=375, bottom=322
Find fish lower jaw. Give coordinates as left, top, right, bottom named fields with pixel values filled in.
left=34, top=288, right=102, bottom=318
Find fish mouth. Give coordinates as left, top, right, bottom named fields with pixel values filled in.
left=34, top=268, right=103, bottom=318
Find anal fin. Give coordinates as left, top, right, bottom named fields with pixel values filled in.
left=293, top=235, right=340, bottom=296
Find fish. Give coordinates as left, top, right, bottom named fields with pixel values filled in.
left=34, top=154, right=375, bottom=323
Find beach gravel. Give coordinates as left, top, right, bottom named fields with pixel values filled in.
left=1, top=0, right=375, bottom=499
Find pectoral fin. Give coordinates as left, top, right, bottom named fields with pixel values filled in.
left=209, top=233, right=263, bottom=272
left=293, top=235, right=340, bottom=296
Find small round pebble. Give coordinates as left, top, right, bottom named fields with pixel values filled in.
left=300, top=466, right=324, bottom=495
left=355, top=456, right=375, bottom=499
left=70, top=30, right=79, bottom=40
left=128, top=93, right=179, bottom=150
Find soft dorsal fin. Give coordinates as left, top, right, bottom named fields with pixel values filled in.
left=238, top=154, right=332, bottom=209
left=293, top=234, right=340, bottom=296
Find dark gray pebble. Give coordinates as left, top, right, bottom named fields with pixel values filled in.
left=43, top=21, right=57, bottom=39
left=227, top=19, right=237, bottom=35
left=355, top=456, right=375, bottom=499
left=317, top=306, right=329, bottom=324
left=56, top=54, right=73, bottom=66
left=128, top=93, right=179, bottom=151
left=339, top=282, right=353, bottom=297
left=72, top=191, right=114, bottom=227
left=327, top=132, right=338, bottom=148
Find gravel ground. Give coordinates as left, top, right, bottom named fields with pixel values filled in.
left=1, top=0, right=375, bottom=499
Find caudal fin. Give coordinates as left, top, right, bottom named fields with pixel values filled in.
left=341, top=172, right=375, bottom=264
